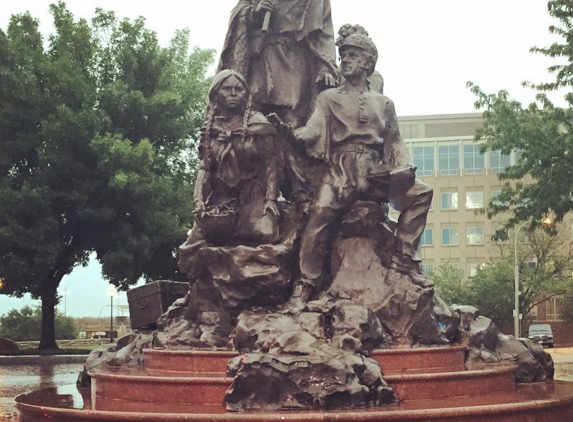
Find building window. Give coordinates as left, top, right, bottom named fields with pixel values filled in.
left=466, top=191, right=484, bottom=209
left=400, top=124, right=420, bottom=139
left=421, top=263, right=434, bottom=275
left=441, top=192, right=458, bottom=210
left=467, top=226, right=485, bottom=245
left=489, top=150, right=511, bottom=174
left=467, top=262, right=485, bottom=278
left=421, top=228, right=433, bottom=246
left=464, top=145, right=484, bottom=174
left=438, top=145, right=459, bottom=175
left=413, top=146, right=434, bottom=176
left=546, top=296, right=564, bottom=321
left=515, top=150, right=523, bottom=163
left=491, top=189, right=509, bottom=207
left=442, top=227, right=459, bottom=245
left=529, top=304, right=539, bottom=321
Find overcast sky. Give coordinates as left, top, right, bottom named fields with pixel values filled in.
left=0, top=0, right=567, bottom=317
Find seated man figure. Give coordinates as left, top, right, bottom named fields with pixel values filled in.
left=286, top=28, right=433, bottom=311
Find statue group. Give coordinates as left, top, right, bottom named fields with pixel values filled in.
left=179, top=0, right=433, bottom=314
left=77, top=1, right=556, bottom=415
left=161, top=0, right=448, bottom=411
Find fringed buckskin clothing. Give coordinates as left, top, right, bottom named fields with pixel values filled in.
left=295, top=86, right=433, bottom=288
left=179, top=111, right=279, bottom=278
left=218, top=0, right=336, bottom=119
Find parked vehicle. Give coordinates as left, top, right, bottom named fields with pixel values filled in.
left=528, top=323, right=554, bottom=348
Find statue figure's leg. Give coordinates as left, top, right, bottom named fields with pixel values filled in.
left=286, top=182, right=350, bottom=311
left=270, top=107, right=314, bottom=210
left=388, top=179, right=433, bottom=287
left=179, top=223, right=207, bottom=277
left=178, top=223, right=209, bottom=306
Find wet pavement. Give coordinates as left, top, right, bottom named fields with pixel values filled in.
left=549, top=347, right=573, bottom=382
left=0, top=361, right=84, bottom=421
left=1, top=348, right=573, bottom=421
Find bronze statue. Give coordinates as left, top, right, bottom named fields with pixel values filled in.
left=285, top=29, right=434, bottom=311
left=179, top=70, right=279, bottom=280
left=218, top=0, right=337, bottom=125
left=218, top=0, right=338, bottom=202
left=85, top=5, right=557, bottom=412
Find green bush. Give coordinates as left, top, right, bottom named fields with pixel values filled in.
left=0, top=305, right=79, bottom=341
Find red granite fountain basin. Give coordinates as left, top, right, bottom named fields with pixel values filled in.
left=15, top=380, right=573, bottom=421
left=144, top=349, right=237, bottom=377
left=15, top=345, right=573, bottom=421
left=91, top=372, right=232, bottom=404
left=89, top=363, right=516, bottom=405
left=370, top=344, right=467, bottom=375
left=385, top=364, right=516, bottom=401
left=142, top=345, right=467, bottom=378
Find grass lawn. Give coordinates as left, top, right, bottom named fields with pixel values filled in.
left=1, top=339, right=108, bottom=355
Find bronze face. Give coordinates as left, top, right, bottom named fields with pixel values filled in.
left=216, top=75, right=247, bottom=111
left=339, top=46, right=370, bottom=80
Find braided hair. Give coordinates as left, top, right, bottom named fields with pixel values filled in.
left=199, top=69, right=252, bottom=170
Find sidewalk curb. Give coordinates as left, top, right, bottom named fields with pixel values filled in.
left=0, top=354, right=87, bottom=365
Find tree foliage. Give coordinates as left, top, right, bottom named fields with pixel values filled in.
left=0, top=306, right=78, bottom=341
left=562, top=290, right=573, bottom=321
left=429, top=263, right=470, bottom=306
left=0, top=3, right=214, bottom=348
left=468, top=0, right=573, bottom=231
left=467, top=258, right=516, bottom=325
left=430, top=227, right=573, bottom=326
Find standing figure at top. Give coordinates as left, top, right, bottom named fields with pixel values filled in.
left=218, top=0, right=338, bottom=201
left=219, top=0, right=337, bottom=125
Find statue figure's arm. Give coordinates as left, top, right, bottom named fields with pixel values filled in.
left=193, top=165, right=208, bottom=216
left=295, top=98, right=330, bottom=161
left=263, top=136, right=280, bottom=217
left=246, top=0, right=275, bottom=26
left=383, top=99, right=412, bottom=168
left=305, top=0, right=338, bottom=89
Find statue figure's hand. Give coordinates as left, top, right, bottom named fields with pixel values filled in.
left=254, top=0, right=275, bottom=17
left=264, top=199, right=279, bottom=218
left=315, top=72, right=338, bottom=91
left=267, top=113, right=297, bottom=143
left=194, top=200, right=206, bottom=217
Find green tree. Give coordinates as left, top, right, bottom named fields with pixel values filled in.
left=467, top=227, right=572, bottom=327
left=0, top=305, right=78, bottom=341
left=0, top=3, right=214, bottom=349
left=429, top=263, right=470, bottom=306
left=467, top=258, right=515, bottom=325
left=562, top=290, right=573, bottom=321
left=467, top=0, right=573, bottom=230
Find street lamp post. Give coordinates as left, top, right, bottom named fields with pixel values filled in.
left=514, top=221, right=529, bottom=338
left=514, top=218, right=551, bottom=338
left=108, top=286, right=117, bottom=343
left=63, top=286, right=68, bottom=317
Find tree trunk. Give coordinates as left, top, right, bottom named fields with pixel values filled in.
left=39, top=277, right=61, bottom=350
left=37, top=238, right=79, bottom=350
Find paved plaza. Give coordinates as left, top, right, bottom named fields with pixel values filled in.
left=0, top=357, right=84, bottom=421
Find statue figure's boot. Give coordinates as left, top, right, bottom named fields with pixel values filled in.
left=390, top=252, right=434, bottom=289
left=284, top=281, right=315, bottom=313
